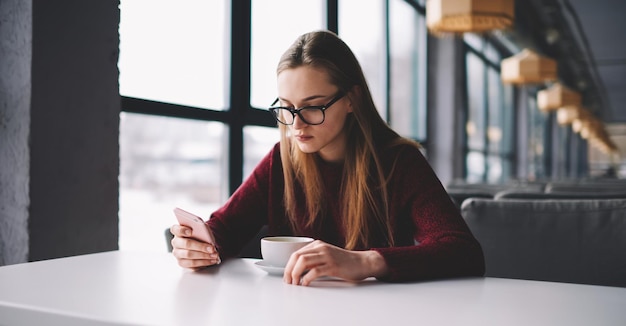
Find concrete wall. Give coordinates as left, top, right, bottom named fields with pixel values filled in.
left=0, top=0, right=120, bottom=265
left=0, top=0, right=32, bottom=265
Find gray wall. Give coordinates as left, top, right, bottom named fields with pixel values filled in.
left=0, top=0, right=32, bottom=265
left=0, top=0, right=120, bottom=265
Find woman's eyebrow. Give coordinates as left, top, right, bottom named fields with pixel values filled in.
left=278, top=94, right=329, bottom=103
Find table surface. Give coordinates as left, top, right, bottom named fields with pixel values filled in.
left=0, top=251, right=625, bottom=326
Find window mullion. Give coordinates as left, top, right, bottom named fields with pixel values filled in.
left=229, top=0, right=252, bottom=194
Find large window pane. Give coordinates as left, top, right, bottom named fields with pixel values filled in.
left=250, top=0, right=324, bottom=108
left=119, top=0, right=228, bottom=109
left=465, top=38, right=514, bottom=182
left=486, top=155, right=503, bottom=183
left=464, top=33, right=484, bottom=52
left=487, top=68, right=502, bottom=153
left=483, top=42, right=501, bottom=63
left=243, top=126, right=280, bottom=178
left=528, top=96, right=548, bottom=179
left=389, top=0, right=427, bottom=141
left=466, top=52, right=486, bottom=150
left=340, top=0, right=387, bottom=119
left=466, top=151, right=486, bottom=183
left=119, top=113, right=226, bottom=252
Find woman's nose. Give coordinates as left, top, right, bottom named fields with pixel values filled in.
left=292, top=114, right=307, bottom=129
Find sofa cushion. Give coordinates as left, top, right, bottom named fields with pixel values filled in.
left=494, top=190, right=626, bottom=200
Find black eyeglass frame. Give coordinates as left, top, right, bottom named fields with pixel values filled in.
left=268, top=92, right=346, bottom=126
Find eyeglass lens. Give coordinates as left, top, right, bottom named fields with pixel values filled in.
left=274, top=107, right=324, bottom=125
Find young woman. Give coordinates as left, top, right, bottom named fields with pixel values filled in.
left=170, top=30, right=485, bottom=286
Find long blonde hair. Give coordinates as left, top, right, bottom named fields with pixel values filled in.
left=277, top=30, right=415, bottom=250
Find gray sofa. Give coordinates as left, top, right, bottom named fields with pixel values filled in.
left=461, top=198, right=626, bottom=287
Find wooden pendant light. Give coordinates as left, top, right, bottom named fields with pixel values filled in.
left=537, top=83, right=581, bottom=111
left=426, top=0, right=515, bottom=34
left=501, top=49, right=557, bottom=84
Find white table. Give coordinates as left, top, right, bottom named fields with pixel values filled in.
left=0, top=251, right=625, bottom=326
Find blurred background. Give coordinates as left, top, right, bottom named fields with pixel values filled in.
left=117, top=0, right=626, bottom=252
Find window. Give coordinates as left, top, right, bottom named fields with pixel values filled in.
left=250, top=0, right=324, bottom=108
left=339, top=0, right=387, bottom=118
left=527, top=92, right=548, bottom=180
left=119, top=0, right=430, bottom=252
left=463, top=34, right=515, bottom=183
left=243, top=126, right=280, bottom=177
left=119, top=0, right=228, bottom=110
left=389, top=0, right=428, bottom=141
left=119, top=113, right=226, bottom=252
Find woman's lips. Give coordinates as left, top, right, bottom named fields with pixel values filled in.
left=295, top=135, right=313, bottom=142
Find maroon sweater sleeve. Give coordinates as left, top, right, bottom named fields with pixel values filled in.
left=371, top=145, right=485, bottom=282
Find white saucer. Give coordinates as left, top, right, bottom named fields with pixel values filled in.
left=254, top=261, right=285, bottom=276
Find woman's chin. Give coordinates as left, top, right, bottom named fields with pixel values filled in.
left=296, top=143, right=318, bottom=154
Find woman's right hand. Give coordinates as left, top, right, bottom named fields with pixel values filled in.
left=170, top=224, right=221, bottom=270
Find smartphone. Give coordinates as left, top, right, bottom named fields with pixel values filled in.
left=173, top=207, right=216, bottom=245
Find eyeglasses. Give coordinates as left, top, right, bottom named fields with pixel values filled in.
left=268, top=92, right=345, bottom=126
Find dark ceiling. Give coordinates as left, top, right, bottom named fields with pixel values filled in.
left=564, top=0, right=626, bottom=124
left=500, top=0, right=625, bottom=126
left=507, top=0, right=625, bottom=127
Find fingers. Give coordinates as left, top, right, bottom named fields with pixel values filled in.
left=177, top=257, right=221, bottom=269
left=171, top=236, right=217, bottom=254
left=170, top=224, right=220, bottom=269
left=283, top=242, right=314, bottom=284
left=283, top=241, right=377, bottom=285
left=284, top=241, right=330, bottom=285
left=172, top=244, right=219, bottom=269
left=284, top=252, right=324, bottom=285
left=172, top=245, right=219, bottom=260
left=298, top=260, right=330, bottom=286
left=170, top=224, right=192, bottom=237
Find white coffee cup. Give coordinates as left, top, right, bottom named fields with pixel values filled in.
left=261, top=236, right=314, bottom=267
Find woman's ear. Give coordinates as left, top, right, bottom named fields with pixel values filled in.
left=346, top=85, right=362, bottom=113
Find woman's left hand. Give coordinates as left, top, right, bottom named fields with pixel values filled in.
left=283, top=240, right=389, bottom=286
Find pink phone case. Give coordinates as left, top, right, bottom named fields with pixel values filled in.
left=173, top=207, right=216, bottom=245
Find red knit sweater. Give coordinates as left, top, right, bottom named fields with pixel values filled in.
left=208, top=142, right=485, bottom=282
